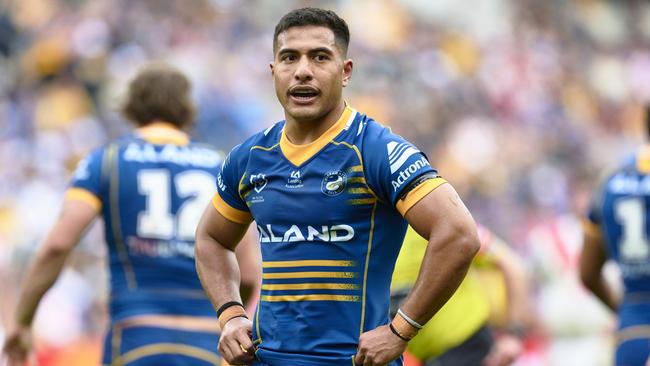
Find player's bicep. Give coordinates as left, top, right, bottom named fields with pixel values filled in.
left=580, top=221, right=608, bottom=282
left=405, top=183, right=477, bottom=245
left=196, top=201, right=250, bottom=251
left=46, top=200, right=99, bottom=253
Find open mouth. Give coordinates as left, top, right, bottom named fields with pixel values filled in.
left=288, top=86, right=320, bottom=103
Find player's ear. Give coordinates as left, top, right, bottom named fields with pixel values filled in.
left=270, top=62, right=275, bottom=76
left=342, top=59, right=353, bottom=87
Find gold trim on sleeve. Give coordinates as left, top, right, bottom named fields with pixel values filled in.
left=211, top=192, right=253, bottom=224
left=396, top=177, right=447, bottom=216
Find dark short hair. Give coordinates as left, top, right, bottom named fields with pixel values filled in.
left=273, top=7, right=350, bottom=55
left=121, top=64, right=195, bottom=128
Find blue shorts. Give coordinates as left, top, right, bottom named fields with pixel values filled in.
left=616, top=337, right=650, bottom=366
left=102, top=324, right=221, bottom=366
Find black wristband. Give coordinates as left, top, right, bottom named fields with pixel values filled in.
left=389, top=323, right=410, bottom=342
left=226, top=314, right=249, bottom=323
left=217, top=301, right=244, bottom=317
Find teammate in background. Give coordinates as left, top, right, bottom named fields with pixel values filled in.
left=580, top=110, right=650, bottom=366
left=392, top=225, right=532, bottom=366
left=195, top=7, right=479, bottom=366
left=2, top=64, right=260, bottom=366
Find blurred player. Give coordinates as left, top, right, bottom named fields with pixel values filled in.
left=195, top=7, right=479, bottom=366
left=392, top=225, right=531, bottom=366
left=2, top=64, right=260, bottom=366
left=580, top=110, right=650, bottom=366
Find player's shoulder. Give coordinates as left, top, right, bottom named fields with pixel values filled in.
left=602, top=153, right=638, bottom=182
left=344, top=111, right=417, bottom=160
left=222, top=121, right=284, bottom=170
left=338, top=110, right=393, bottom=145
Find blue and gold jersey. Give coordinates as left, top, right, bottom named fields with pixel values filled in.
left=67, top=123, right=222, bottom=322
left=587, top=145, right=650, bottom=329
left=213, top=106, right=446, bottom=366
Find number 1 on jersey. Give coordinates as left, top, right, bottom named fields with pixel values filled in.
left=615, top=198, right=650, bottom=262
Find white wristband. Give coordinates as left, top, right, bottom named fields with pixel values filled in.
left=397, top=308, right=423, bottom=329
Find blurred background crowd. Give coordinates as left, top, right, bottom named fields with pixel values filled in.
left=2, top=0, right=649, bottom=364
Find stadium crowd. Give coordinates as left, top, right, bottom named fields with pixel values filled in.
left=2, top=0, right=650, bottom=364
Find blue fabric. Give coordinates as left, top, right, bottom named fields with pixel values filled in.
left=216, top=109, right=434, bottom=365
left=69, top=134, right=222, bottom=321
left=616, top=337, right=650, bottom=366
left=102, top=325, right=220, bottom=366
left=587, top=150, right=650, bottom=364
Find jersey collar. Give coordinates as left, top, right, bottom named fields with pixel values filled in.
left=280, top=105, right=355, bottom=167
left=136, top=122, right=190, bottom=146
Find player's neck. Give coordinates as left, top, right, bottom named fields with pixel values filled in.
left=283, top=101, right=345, bottom=145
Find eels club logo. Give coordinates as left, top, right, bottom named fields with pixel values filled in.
left=321, top=170, right=347, bottom=196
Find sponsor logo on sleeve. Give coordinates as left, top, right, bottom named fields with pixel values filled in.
left=217, top=173, right=226, bottom=191
left=387, top=141, right=420, bottom=174
left=390, top=156, right=430, bottom=191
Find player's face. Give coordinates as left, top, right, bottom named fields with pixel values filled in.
left=271, top=25, right=352, bottom=124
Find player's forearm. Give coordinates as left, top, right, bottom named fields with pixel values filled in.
left=494, top=246, right=533, bottom=327
left=582, top=275, right=619, bottom=312
left=400, top=228, right=479, bottom=324
left=195, top=235, right=243, bottom=309
left=14, top=243, right=71, bottom=326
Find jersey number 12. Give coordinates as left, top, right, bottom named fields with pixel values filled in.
left=137, top=169, right=214, bottom=241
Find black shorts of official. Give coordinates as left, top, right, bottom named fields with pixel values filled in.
left=424, top=325, right=493, bottom=366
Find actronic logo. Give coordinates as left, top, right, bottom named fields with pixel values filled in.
left=321, top=170, right=347, bottom=196
left=250, top=173, right=267, bottom=193
left=391, top=156, right=430, bottom=191
left=217, top=173, right=226, bottom=191
left=387, top=141, right=420, bottom=173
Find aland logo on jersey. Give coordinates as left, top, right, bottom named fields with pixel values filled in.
left=257, top=224, right=354, bottom=243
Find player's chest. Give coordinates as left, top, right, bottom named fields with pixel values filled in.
left=240, top=146, right=376, bottom=223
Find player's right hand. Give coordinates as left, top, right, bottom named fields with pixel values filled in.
left=482, top=333, right=523, bottom=366
left=2, top=325, right=32, bottom=366
left=218, top=316, right=255, bottom=366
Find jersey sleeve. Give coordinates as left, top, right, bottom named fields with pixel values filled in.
left=212, top=145, right=253, bottom=224
left=584, top=174, right=609, bottom=237
left=363, top=126, right=446, bottom=215
left=65, top=148, right=104, bottom=211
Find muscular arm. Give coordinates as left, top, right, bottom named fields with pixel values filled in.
left=355, top=183, right=479, bottom=365
left=579, top=224, right=619, bottom=312
left=3, top=200, right=97, bottom=364
left=234, top=225, right=262, bottom=306
left=195, top=203, right=257, bottom=364
left=400, top=183, right=480, bottom=324
left=195, top=204, right=251, bottom=310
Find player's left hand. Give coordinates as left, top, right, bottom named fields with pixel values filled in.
left=2, top=325, right=32, bottom=366
left=218, top=317, right=255, bottom=366
left=354, top=324, right=407, bottom=366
